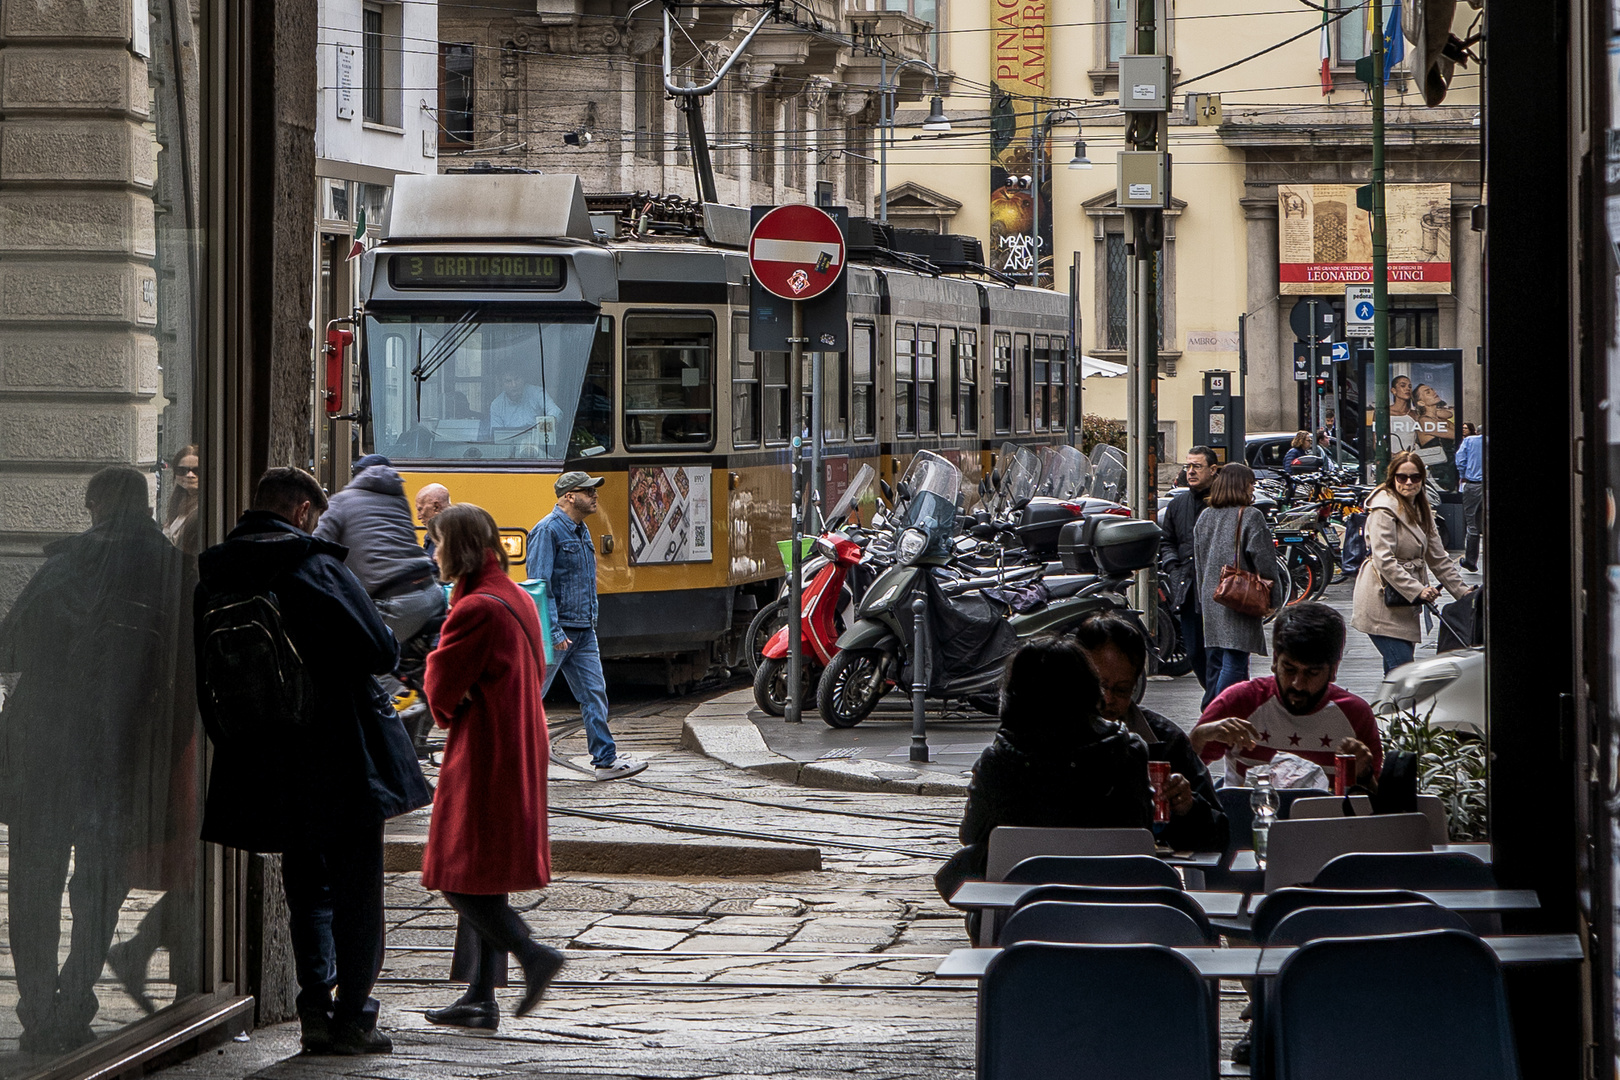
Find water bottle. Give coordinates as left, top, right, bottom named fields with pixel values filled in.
left=1250, top=776, right=1279, bottom=868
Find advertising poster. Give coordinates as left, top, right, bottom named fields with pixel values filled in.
left=628, top=465, right=712, bottom=565
left=1278, top=183, right=1452, bottom=295
left=988, top=0, right=1051, bottom=287
left=1361, top=352, right=1462, bottom=490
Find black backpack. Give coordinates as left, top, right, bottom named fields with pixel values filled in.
left=198, top=589, right=316, bottom=743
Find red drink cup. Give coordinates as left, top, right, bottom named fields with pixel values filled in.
left=1148, top=761, right=1171, bottom=824
left=1334, top=752, right=1357, bottom=795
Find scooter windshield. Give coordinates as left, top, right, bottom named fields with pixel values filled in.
left=1088, top=444, right=1127, bottom=502
left=899, top=451, right=963, bottom=560
left=997, top=445, right=1041, bottom=512
left=826, top=464, right=878, bottom=526
left=1037, top=444, right=1090, bottom=499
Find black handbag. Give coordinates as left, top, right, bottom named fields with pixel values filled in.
left=1383, top=583, right=1417, bottom=608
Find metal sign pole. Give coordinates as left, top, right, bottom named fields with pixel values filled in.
left=1308, top=298, right=1319, bottom=436
left=786, top=300, right=805, bottom=724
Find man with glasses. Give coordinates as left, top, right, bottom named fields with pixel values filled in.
left=1159, top=446, right=1220, bottom=691
left=527, top=472, right=646, bottom=780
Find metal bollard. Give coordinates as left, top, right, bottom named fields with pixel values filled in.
left=910, top=596, right=929, bottom=763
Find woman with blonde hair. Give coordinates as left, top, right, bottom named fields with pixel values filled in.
left=421, top=504, right=564, bottom=1030
left=1350, top=451, right=1473, bottom=673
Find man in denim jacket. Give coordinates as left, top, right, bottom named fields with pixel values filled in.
left=526, top=472, right=647, bottom=780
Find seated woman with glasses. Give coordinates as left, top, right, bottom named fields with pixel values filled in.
left=1349, top=450, right=1475, bottom=674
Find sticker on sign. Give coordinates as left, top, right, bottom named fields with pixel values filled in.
left=1129, top=184, right=1153, bottom=200
left=1132, top=84, right=1157, bottom=99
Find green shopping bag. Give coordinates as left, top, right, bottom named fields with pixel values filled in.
left=442, top=580, right=556, bottom=666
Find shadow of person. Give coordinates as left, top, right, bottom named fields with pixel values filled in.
left=0, top=467, right=191, bottom=1053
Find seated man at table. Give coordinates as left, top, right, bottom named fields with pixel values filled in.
left=1076, top=615, right=1228, bottom=852
left=1191, top=602, right=1381, bottom=790
left=934, top=637, right=1153, bottom=903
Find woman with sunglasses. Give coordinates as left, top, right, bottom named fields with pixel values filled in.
left=163, top=444, right=201, bottom=554
left=1350, top=451, right=1474, bottom=673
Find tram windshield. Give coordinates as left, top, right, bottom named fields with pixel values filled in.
left=364, top=310, right=612, bottom=462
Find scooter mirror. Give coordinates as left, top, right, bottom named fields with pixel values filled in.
left=970, top=523, right=997, bottom=540
left=879, top=479, right=894, bottom=502
left=979, top=477, right=991, bottom=497
left=896, top=481, right=913, bottom=502
left=1012, top=496, right=1031, bottom=513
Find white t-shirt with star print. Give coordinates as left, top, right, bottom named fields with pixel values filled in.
left=1194, top=677, right=1383, bottom=784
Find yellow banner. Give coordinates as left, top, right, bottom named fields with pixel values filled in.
left=989, top=0, right=1050, bottom=286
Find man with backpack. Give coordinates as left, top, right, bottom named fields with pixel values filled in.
left=1159, top=446, right=1219, bottom=692
left=195, top=468, right=431, bottom=1055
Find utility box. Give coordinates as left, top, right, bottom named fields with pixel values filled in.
left=1117, top=151, right=1171, bottom=209
left=1193, top=369, right=1245, bottom=465
left=1119, top=55, right=1171, bottom=111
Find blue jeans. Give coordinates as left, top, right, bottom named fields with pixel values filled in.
left=1369, top=634, right=1416, bottom=675
left=542, top=626, right=617, bottom=767
left=1180, top=605, right=1207, bottom=690
left=1203, top=648, right=1250, bottom=710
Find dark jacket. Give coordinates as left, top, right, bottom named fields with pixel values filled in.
left=312, top=464, right=436, bottom=597
left=1159, top=486, right=1209, bottom=612
left=935, top=723, right=1152, bottom=900
left=195, top=511, right=431, bottom=852
left=1130, top=706, right=1228, bottom=853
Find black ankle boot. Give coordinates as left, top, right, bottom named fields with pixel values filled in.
left=425, top=996, right=499, bottom=1031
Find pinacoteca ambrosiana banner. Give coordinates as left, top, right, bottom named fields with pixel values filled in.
left=988, top=0, right=1050, bottom=287
left=1278, top=183, right=1452, bottom=295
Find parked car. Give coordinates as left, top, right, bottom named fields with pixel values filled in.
left=1245, top=431, right=1361, bottom=474
left=1371, top=646, right=1484, bottom=735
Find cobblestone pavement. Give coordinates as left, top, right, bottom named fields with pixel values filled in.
left=155, top=680, right=1249, bottom=1080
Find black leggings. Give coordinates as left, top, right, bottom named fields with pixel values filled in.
left=443, top=892, right=538, bottom=1002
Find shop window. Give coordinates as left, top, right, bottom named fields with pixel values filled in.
left=624, top=312, right=715, bottom=450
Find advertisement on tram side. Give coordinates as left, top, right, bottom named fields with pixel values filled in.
left=628, top=465, right=713, bottom=564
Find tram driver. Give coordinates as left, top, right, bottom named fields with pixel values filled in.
left=488, top=361, right=561, bottom=446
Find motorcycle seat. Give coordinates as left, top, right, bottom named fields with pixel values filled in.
left=1043, top=575, right=1094, bottom=599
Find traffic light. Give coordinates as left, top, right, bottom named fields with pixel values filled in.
left=1315, top=376, right=1329, bottom=392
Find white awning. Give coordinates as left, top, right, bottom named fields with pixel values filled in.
left=1081, top=356, right=1128, bottom=378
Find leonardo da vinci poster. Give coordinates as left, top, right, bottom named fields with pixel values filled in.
left=1278, top=183, right=1452, bottom=295
left=989, top=0, right=1050, bottom=287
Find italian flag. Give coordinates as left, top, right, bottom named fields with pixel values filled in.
left=1319, top=6, right=1332, bottom=95
left=348, top=207, right=366, bottom=260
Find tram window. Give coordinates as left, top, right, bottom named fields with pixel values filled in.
left=570, top=316, right=614, bottom=457
left=993, top=332, right=1012, bottom=435
left=959, top=331, right=978, bottom=434
left=894, top=325, right=916, bottom=436
left=800, top=351, right=813, bottom=438
left=623, top=312, right=715, bottom=451
left=852, top=323, right=875, bottom=440
left=762, top=352, right=789, bottom=444
left=916, top=328, right=938, bottom=435
left=1050, top=342, right=1069, bottom=432
left=823, top=349, right=848, bottom=441
left=1033, top=335, right=1050, bottom=432
left=938, top=328, right=957, bottom=435
left=731, top=319, right=760, bottom=448
left=1015, top=333, right=1032, bottom=433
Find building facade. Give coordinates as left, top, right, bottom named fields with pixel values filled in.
left=884, top=0, right=1482, bottom=464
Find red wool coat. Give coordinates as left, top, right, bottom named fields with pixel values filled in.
left=421, top=551, right=551, bottom=893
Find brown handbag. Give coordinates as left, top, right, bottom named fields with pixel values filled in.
left=1212, top=507, right=1272, bottom=618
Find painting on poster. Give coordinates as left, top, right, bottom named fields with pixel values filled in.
left=1361, top=354, right=1462, bottom=490
left=628, top=465, right=712, bottom=564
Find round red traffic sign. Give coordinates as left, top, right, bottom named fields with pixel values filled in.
left=748, top=205, right=846, bottom=301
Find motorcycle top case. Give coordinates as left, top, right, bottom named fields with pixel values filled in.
left=1058, top=516, right=1163, bottom=576
left=1016, top=498, right=1082, bottom=558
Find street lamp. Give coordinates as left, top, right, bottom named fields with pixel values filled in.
left=1028, top=106, right=1080, bottom=287
left=878, top=56, right=949, bottom=223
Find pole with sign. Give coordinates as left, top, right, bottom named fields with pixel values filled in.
left=748, top=205, right=847, bottom=725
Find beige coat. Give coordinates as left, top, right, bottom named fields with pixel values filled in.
left=1350, top=489, right=1471, bottom=642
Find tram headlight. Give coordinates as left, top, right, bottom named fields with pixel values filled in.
left=898, top=527, right=929, bottom=565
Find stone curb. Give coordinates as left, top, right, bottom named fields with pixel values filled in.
left=384, top=837, right=822, bottom=876
left=680, top=689, right=970, bottom=797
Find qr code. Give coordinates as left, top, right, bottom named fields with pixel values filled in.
left=695, top=525, right=706, bottom=546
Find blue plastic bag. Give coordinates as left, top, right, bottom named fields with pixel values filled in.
left=442, top=579, right=556, bottom=666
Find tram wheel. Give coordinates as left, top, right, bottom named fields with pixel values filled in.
left=743, top=599, right=787, bottom=677
left=817, top=648, right=887, bottom=729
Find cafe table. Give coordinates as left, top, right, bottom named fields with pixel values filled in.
left=948, top=882, right=1246, bottom=919
left=1226, top=842, right=1492, bottom=874
left=933, top=933, right=1583, bottom=981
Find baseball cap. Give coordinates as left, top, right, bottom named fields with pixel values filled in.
left=353, top=454, right=392, bottom=473
left=555, top=471, right=605, bottom=496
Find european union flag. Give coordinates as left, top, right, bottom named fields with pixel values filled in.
left=1383, top=0, right=1406, bottom=84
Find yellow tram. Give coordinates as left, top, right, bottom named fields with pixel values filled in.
left=353, top=172, right=1076, bottom=674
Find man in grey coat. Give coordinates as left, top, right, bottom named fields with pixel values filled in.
left=314, top=455, right=446, bottom=654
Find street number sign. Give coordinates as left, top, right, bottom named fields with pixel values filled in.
left=748, top=205, right=846, bottom=301
left=1346, top=284, right=1374, bottom=338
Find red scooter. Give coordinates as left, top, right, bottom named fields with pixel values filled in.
left=753, top=531, right=866, bottom=716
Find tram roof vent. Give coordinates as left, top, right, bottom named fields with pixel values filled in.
left=888, top=230, right=986, bottom=271
left=386, top=173, right=594, bottom=242
left=845, top=218, right=895, bottom=257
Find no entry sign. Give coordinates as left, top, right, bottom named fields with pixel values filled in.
left=748, top=205, right=846, bottom=301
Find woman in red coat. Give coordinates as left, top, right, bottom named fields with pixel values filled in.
left=421, top=504, right=565, bottom=1030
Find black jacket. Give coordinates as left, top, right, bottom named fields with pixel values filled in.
left=935, top=723, right=1152, bottom=900
left=1159, top=486, right=1210, bottom=612
left=195, top=511, right=431, bottom=852
left=1132, top=706, right=1229, bottom=853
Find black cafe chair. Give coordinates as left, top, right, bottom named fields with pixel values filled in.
left=1271, top=931, right=1519, bottom=1080
left=1000, top=901, right=1209, bottom=948
left=1248, top=887, right=1436, bottom=944
left=1003, top=854, right=1183, bottom=890
left=1310, top=850, right=1502, bottom=934
left=1009, top=884, right=1218, bottom=944
left=979, top=942, right=1216, bottom=1080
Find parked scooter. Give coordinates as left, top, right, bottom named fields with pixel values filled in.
left=814, top=452, right=1163, bottom=728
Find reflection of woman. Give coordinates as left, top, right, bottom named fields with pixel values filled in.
left=1350, top=452, right=1473, bottom=673
left=163, top=445, right=201, bottom=554
left=1388, top=375, right=1416, bottom=452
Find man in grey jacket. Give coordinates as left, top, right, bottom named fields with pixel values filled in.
left=314, top=455, right=446, bottom=655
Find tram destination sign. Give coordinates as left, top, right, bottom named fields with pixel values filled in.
left=389, top=253, right=565, bottom=291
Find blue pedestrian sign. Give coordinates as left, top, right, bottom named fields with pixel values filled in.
left=1331, top=341, right=1349, bottom=363
left=1354, top=300, right=1374, bottom=321
left=1345, top=284, right=1375, bottom=338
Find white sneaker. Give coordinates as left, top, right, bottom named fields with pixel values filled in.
left=594, top=756, right=648, bottom=781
